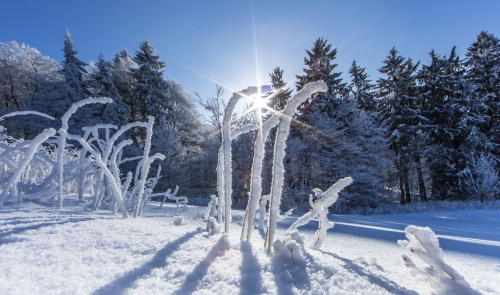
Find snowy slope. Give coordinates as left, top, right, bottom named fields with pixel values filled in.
left=0, top=199, right=499, bottom=295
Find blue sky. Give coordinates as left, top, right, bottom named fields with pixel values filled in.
left=1, top=0, right=499, bottom=111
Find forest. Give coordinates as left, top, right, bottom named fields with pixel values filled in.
left=1, top=30, right=499, bottom=214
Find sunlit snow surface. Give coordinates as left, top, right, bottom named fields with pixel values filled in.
left=0, top=199, right=499, bottom=295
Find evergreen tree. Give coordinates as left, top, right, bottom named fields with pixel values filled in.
left=464, top=31, right=500, bottom=154
left=295, top=38, right=347, bottom=115
left=30, top=31, right=91, bottom=136
left=349, top=60, right=376, bottom=112
left=87, top=54, right=131, bottom=125
left=130, top=40, right=170, bottom=122
left=418, top=47, right=469, bottom=200
left=129, top=40, right=170, bottom=143
left=377, top=47, right=424, bottom=204
left=111, top=49, right=137, bottom=106
left=268, top=67, right=292, bottom=111
left=61, top=30, right=90, bottom=103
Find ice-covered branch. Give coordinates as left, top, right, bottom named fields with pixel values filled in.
left=66, top=133, right=128, bottom=218
left=220, top=87, right=258, bottom=233
left=231, top=124, right=257, bottom=140
left=133, top=116, right=165, bottom=217
left=0, top=111, right=54, bottom=121
left=57, top=97, right=112, bottom=208
left=216, top=148, right=224, bottom=223
left=287, top=177, right=353, bottom=249
left=241, top=111, right=282, bottom=241
left=61, top=98, right=112, bottom=131
left=398, top=225, right=476, bottom=295
left=0, top=128, right=56, bottom=206
left=265, top=81, right=327, bottom=252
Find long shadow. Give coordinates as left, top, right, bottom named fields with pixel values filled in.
left=0, top=217, right=94, bottom=244
left=172, top=235, right=230, bottom=295
left=239, top=242, right=264, bottom=295
left=319, top=250, right=419, bottom=295
left=92, top=230, right=200, bottom=295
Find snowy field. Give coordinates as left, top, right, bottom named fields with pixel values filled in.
left=0, top=198, right=499, bottom=295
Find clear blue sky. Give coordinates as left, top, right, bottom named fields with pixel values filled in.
left=1, top=0, right=499, bottom=109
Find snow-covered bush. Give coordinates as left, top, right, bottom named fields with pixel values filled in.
left=273, top=230, right=307, bottom=264
left=258, top=194, right=270, bottom=231
left=398, top=225, right=476, bottom=295
left=458, top=154, right=500, bottom=202
left=204, top=194, right=218, bottom=231
left=207, top=217, right=224, bottom=235
left=0, top=99, right=166, bottom=218
left=173, top=216, right=185, bottom=226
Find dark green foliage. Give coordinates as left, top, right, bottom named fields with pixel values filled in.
left=268, top=67, right=292, bottom=111
left=349, top=60, right=376, bottom=112
left=130, top=40, right=170, bottom=122
left=295, top=38, right=348, bottom=115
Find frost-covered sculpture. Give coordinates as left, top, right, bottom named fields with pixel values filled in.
left=398, top=226, right=475, bottom=295
left=264, top=81, right=327, bottom=252
left=287, top=177, right=353, bottom=249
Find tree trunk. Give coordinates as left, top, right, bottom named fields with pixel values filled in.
left=414, top=153, right=428, bottom=201
left=404, top=163, right=411, bottom=203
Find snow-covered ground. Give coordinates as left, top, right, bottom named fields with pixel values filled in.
left=0, top=198, right=499, bottom=295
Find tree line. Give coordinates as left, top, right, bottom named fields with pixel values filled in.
left=1, top=30, right=499, bottom=212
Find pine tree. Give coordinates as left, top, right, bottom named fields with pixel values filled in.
left=295, top=38, right=347, bottom=115
left=464, top=31, right=500, bottom=155
left=61, top=30, right=90, bottom=103
left=349, top=60, right=376, bottom=112
left=268, top=67, right=292, bottom=111
left=418, top=47, right=469, bottom=200
left=130, top=40, right=169, bottom=122
left=129, top=40, right=170, bottom=143
left=111, top=49, right=136, bottom=105
left=377, top=47, right=424, bottom=204
left=87, top=54, right=131, bottom=125
left=29, top=31, right=91, bottom=136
